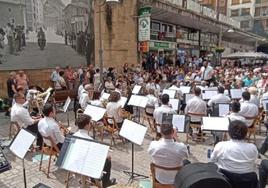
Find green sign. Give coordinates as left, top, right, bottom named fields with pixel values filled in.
left=154, top=42, right=170, bottom=49
left=139, top=6, right=152, bottom=16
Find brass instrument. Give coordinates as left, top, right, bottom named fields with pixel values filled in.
left=28, top=87, right=53, bottom=113
left=57, top=120, right=71, bottom=135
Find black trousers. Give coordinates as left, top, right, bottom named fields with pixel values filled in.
left=259, top=159, right=268, bottom=188
left=26, top=124, right=43, bottom=148
left=260, top=136, right=268, bottom=155
left=102, top=158, right=112, bottom=188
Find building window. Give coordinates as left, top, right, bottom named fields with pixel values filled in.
left=151, top=21, right=160, bottom=31
left=242, top=0, right=251, bottom=3
left=266, top=19, right=268, bottom=28
left=8, top=8, right=11, bottom=12
left=241, top=8, right=250, bottom=16
left=231, top=9, right=239, bottom=17
left=231, top=0, right=240, bottom=5
left=162, top=24, right=168, bottom=32
left=168, top=25, right=173, bottom=33
left=255, top=8, right=261, bottom=17
left=241, top=21, right=250, bottom=28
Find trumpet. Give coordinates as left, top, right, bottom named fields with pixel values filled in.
left=57, top=120, right=71, bottom=135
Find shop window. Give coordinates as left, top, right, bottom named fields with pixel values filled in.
left=231, top=0, right=240, bottom=5
left=231, top=9, right=239, bottom=17
left=241, top=8, right=250, bottom=16
left=241, top=21, right=250, bottom=28
left=151, top=21, right=160, bottom=31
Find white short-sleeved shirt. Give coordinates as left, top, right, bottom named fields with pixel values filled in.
left=38, top=117, right=65, bottom=146
left=153, top=105, right=176, bottom=125
left=185, top=96, right=207, bottom=122
left=201, top=66, right=213, bottom=81
left=148, top=139, right=188, bottom=184
left=11, top=103, right=34, bottom=128
left=239, top=101, right=258, bottom=126
left=210, top=139, right=258, bottom=174
left=106, top=102, right=123, bottom=124
left=208, top=94, right=231, bottom=107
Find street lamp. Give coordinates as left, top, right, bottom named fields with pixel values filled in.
left=98, top=0, right=120, bottom=84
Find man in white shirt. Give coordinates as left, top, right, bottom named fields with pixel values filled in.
left=210, top=120, right=258, bottom=186
left=11, top=93, right=43, bottom=148
left=208, top=86, right=231, bottom=107
left=74, top=114, right=116, bottom=188
left=227, top=102, right=246, bottom=123
left=153, top=94, right=176, bottom=139
left=239, top=91, right=259, bottom=127
left=148, top=124, right=188, bottom=185
left=79, top=84, right=94, bottom=110
left=199, top=60, right=214, bottom=86
left=248, top=87, right=260, bottom=107
left=38, top=103, right=65, bottom=149
left=50, top=66, right=60, bottom=84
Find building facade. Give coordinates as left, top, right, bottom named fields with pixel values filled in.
left=43, top=0, right=65, bottom=32
left=63, top=2, right=88, bottom=34
left=227, top=0, right=255, bottom=31
left=25, top=0, right=44, bottom=31
left=0, top=0, right=27, bottom=28
left=254, top=0, right=268, bottom=32
left=199, top=0, right=228, bottom=15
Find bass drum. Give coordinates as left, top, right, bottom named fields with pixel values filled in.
left=175, top=163, right=231, bottom=188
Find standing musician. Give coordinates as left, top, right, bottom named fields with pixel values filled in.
left=11, top=93, right=43, bottom=149
left=38, top=103, right=65, bottom=150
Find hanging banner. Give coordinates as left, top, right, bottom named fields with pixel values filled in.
left=138, top=16, right=150, bottom=42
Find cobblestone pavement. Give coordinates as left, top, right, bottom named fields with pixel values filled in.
left=0, top=110, right=267, bottom=188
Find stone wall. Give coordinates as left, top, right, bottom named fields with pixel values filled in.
left=0, top=69, right=53, bottom=98
left=94, top=0, right=139, bottom=70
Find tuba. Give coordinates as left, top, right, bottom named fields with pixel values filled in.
left=29, top=87, right=53, bottom=113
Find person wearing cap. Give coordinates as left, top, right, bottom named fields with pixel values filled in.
left=148, top=123, right=188, bottom=185
left=79, top=84, right=94, bottom=110
left=208, top=86, right=231, bottom=107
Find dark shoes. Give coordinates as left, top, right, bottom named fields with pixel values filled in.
left=103, top=178, right=117, bottom=188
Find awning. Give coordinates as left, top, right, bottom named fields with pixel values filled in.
left=222, top=52, right=268, bottom=59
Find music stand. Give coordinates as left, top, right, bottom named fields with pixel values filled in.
left=162, top=114, right=190, bottom=132
left=120, top=119, right=148, bottom=183
left=128, top=95, right=149, bottom=123
left=9, top=128, right=36, bottom=188
left=56, top=135, right=110, bottom=187
left=59, top=97, right=71, bottom=126
left=211, top=103, right=230, bottom=117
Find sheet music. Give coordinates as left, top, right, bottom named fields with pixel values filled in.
left=10, top=129, right=36, bottom=159
left=172, top=115, right=185, bottom=132
left=132, top=85, right=142, bottom=94
left=169, top=85, right=181, bottom=91
left=202, top=90, right=218, bottom=100
left=101, top=92, right=110, bottom=100
left=162, top=89, right=176, bottom=99
left=119, top=119, right=147, bottom=145
left=224, top=90, right=229, bottom=96
left=230, top=89, right=242, bottom=99
left=185, top=94, right=195, bottom=103
left=169, top=99, right=180, bottom=111
left=128, top=95, right=149, bottom=108
left=219, top=104, right=230, bottom=117
left=62, top=138, right=109, bottom=179
left=179, top=86, right=191, bottom=94
left=84, top=105, right=106, bottom=122
left=118, top=97, right=128, bottom=107
left=63, top=97, right=71, bottom=112
left=43, top=92, right=51, bottom=104
left=201, top=117, right=229, bottom=131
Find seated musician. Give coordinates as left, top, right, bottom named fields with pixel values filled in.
left=208, top=86, right=231, bottom=107
left=239, top=91, right=258, bottom=127
left=227, top=101, right=246, bottom=123
left=11, top=93, right=43, bottom=149
left=248, top=87, right=260, bottom=108
left=79, top=84, right=94, bottom=110
left=148, top=124, right=188, bottom=185
left=145, top=88, right=159, bottom=116
left=104, top=77, right=115, bottom=93
left=210, top=120, right=258, bottom=187
left=106, top=91, right=123, bottom=128
left=38, top=103, right=65, bottom=149
left=153, top=94, right=177, bottom=140
left=74, top=114, right=116, bottom=188
left=184, top=87, right=207, bottom=136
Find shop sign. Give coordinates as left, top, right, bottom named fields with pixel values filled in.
left=150, top=41, right=176, bottom=50
left=138, top=16, right=150, bottom=42
left=139, top=6, right=151, bottom=16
